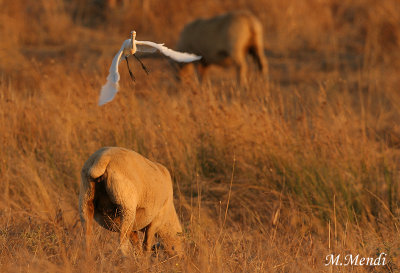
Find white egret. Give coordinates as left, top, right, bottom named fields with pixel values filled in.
left=98, top=31, right=202, bottom=106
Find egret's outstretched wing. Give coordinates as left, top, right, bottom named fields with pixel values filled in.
left=136, top=44, right=158, bottom=53
left=136, top=40, right=201, bottom=62
left=98, top=49, right=123, bottom=106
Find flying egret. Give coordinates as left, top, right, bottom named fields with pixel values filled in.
left=98, top=31, right=202, bottom=106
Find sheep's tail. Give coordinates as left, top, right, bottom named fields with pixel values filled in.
left=87, top=154, right=111, bottom=180
left=79, top=150, right=111, bottom=221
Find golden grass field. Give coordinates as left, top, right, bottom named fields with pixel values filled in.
left=1, top=0, right=400, bottom=272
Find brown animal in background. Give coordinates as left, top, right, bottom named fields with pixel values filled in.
left=176, top=11, right=268, bottom=84
left=79, top=147, right=183, bottom=256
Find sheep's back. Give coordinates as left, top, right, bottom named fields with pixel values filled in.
left=85, top=147, right=173, bottom=215
left=177, top=11, right=259, bottom=64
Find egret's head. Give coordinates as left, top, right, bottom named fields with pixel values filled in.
left=129, top=31, right=136, bottom=50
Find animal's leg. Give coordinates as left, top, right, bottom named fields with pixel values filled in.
left=171, top=61, right=184, bottom=82
left=119, top=210, right=136, bottom=256
left=133, top=54, right=150, bottom=75
left=125, top=56, right=136, bottom=82
left=85, top=204, right=94, bottom=253
left=130, top=231, right=139, bottom=244
left=195, top=64, right=208, bottom=84
left=129, top=231, right=143, bottom=255
left=235, top=60, right=247, bottom=86
left=231, top=46, right=248, bottom=85
left=251, top=20, right=269, bottom=78
left=249, top=47, right=262, bottom=72
left=143, top=222, right=158, bottom=253
left=249, top=47, right=269, bottom=84
left=254, top=47, right=268, bottom=77
left=79, top=181, right=95, bottom=255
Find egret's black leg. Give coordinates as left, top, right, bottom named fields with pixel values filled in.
left=125, top=56, right=136, bottom=82
left=133, top=54, right=150, bottom=75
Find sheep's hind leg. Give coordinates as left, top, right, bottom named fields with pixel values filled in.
left=79, top=181, right=95, bottom=256
left=119, top=210, right=136, bottom=256
left=235, top=60, right=247, bottom=86
left=195, top=63, right=208, bottom=84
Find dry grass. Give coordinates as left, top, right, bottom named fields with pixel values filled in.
left=1, top=0, right=400, bottom=272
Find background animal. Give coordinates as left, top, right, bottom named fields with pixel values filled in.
left=79, top=147, right=183, bottom=256
left=176, top=11, right=268, bottom=84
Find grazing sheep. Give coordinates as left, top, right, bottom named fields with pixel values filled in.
left=176, top=11, right=268, bottom=84
left=79, top=147, right=183, bottom=256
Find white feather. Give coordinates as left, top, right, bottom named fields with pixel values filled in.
left=136, top=40, right=202, bottom=62
left=98, top=49, right=123, bottom=106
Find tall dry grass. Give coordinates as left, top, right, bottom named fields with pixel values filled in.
left=0, top=0, right=400, bottom=272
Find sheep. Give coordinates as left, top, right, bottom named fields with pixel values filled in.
left=79, top=147, right=183, bottom=256
left=176, top=11, right=269, bottom=85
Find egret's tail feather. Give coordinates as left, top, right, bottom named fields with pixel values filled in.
left=98, top=80, right=118, bottom=106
